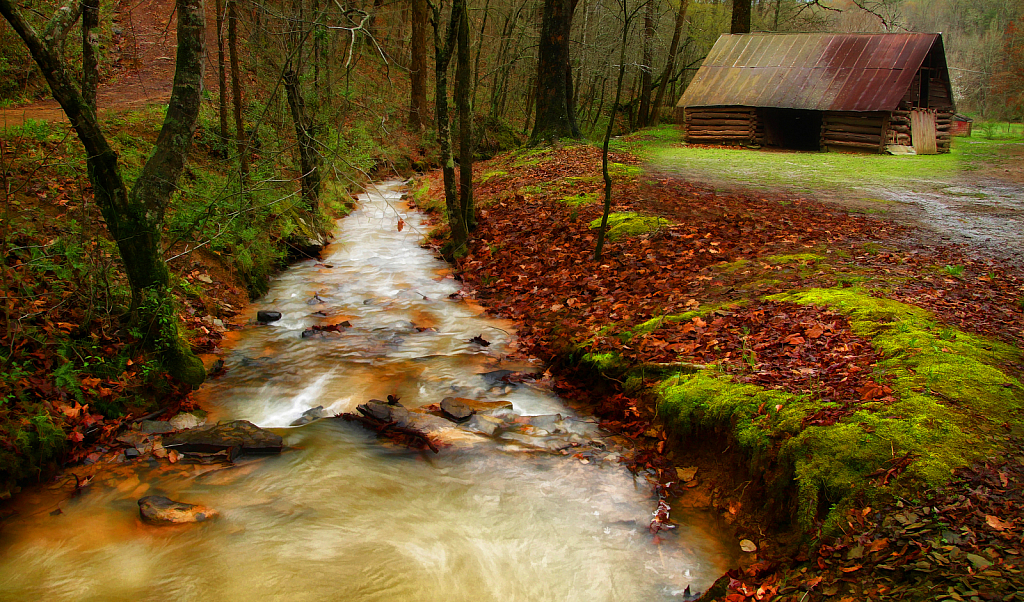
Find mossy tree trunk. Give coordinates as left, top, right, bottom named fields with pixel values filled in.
left=431, top=0, right=467, bottom=251
left=228, top=0, right=249, bottom=183
left=456, top=0, right=474, bottom=232
left=0, top=0, right=208, bottom=386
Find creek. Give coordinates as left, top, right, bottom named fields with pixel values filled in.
left=0, top=181, right=735, bottom=600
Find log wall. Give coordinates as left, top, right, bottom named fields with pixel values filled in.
left=683, top=107, right=757, bottom=145
left=820, top=111, right=887, bottom=153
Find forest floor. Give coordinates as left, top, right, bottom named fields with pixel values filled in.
left=413, top=136, right=1024, bottom=601
left=0, top=0, right=220, bottom=128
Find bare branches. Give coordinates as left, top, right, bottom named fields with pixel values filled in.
left=851, top=0, right=907, bottom=32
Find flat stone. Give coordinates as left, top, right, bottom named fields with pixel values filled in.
left=463, top=414, right=503, bottom=437
left=162, top=420, right=283, bottom=457
left=440, top=397, right=514, bottom=421
left=290, top=406, right=328, bottom=427
left=356, top=401, right=410, bottom=427
left=138, top=420, right=176, bottom=434
left=256, top=310, right=282, bottom=323
left=125, top=448, right=141, bottom=459
left=405, top=412, right=458, bottom=437
left=138, top=496, right=218, bottom=525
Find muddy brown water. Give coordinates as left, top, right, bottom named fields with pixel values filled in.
left=0, top=181, right=736, bottom=601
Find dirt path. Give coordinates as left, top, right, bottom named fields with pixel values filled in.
left=0, top=0, right=220, bottom=128
left=648, top=139, right=1024, bottom=269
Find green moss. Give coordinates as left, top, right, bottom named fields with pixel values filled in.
left=656, top=287, right=1024, bottom=530
left=588, top=212, right=669, bottom=241
left=765, top=253, right=825, bottom=265
left=559, top=192, right=601, bottom=206
left=609, top=162, right=643, bottom=179
left=623, top=301, right=748, bottom=342
left=480, top=170, right=507, bottom=182
left=581, top=352, right=620, bottom=372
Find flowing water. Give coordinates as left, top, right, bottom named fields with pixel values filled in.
left=0, top=181, right=735, bottom=601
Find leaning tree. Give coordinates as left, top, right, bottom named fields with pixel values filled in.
left=0, top=0, right=208, bottom=386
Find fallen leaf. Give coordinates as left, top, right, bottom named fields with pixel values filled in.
left=397, top=218, right=405, bottom=232
left=740, top=539, right=758, bottom=552
left=986, top=514, right=1013, bottom=531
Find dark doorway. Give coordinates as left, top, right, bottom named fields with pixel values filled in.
left=760, top=108, right=822, bottom=150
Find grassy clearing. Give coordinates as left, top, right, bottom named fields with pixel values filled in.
left=628, top=124, right=1022, bottom=203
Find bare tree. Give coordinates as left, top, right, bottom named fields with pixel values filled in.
left=594, top=0, right=648, bottom=261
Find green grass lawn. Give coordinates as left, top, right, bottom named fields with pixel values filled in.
left=625, top=124, right=1022, bottom=199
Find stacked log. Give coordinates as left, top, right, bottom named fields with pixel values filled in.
left=821, top=111, right=886, bottom=153
left=935, top=110, right=952, bottom=153
left=887, top=111, right=913, bottom=146
left=684, top=107, right=756, bottom=144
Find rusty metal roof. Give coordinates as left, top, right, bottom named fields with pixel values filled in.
left=678, top=33, right=943, bottom=112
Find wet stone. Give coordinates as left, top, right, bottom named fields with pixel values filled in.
left=169, top=412, right=206, bottom=431
left=440, top=397, right=515, bottom=422
left=290, top=406, right=328, bottom=427
left=463, top=414, right=503, bottom=437
left=138, top=420, right=177, bottom=435
left=162, top=420, right=284, bottom=457
left=125, top=448, right=141, bottom=459
left=138, top=496, right=218, bottom=525
left=256, top=310, right=282, bottom=323
left=356, top=400, right=410, bottom=427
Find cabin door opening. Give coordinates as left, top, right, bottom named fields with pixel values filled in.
left=760, top=108, right=822, bottom=150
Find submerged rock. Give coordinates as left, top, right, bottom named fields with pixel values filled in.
left=256, top=310, right=282, bottom=323
left=290, top=406, right=328, bottom=426
left=138, top=496, right=218, bottom=525
left=162, top=420, right=284, bottom=458
left=439, top=397, right=514, bottom=422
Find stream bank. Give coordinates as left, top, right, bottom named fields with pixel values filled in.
left=0, top=180, right=738, bottom=600
left=417, top=140, right=1024, bottom=600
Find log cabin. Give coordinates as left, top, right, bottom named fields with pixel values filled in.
left=675, top=33, right=956, bottom=154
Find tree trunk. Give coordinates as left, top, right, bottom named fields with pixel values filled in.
left=216, top=0, right=228, bottom=146
left=637, top=0, right=654, bottom=128
left=432, top=0, right=466, bottom=250
left=650, top=0, right=688, bottom=124
left=228, top=0, right=248, bottom=181
left=595, top=1, right=631, bottom=261
left=470, top=0, right=489, bottom=110
left=731, top=0, right=751, bottom=34
left=409, top=0, right=428, bottom=128
left=284, top=70, right=320, bottom=212
left=456, top=0, right=474, bottom=232
left=0, top=0, right=208, bottom=386
left=529, top=0, right=579, bottom=143
left=81, top=0, right=99, bottom=110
